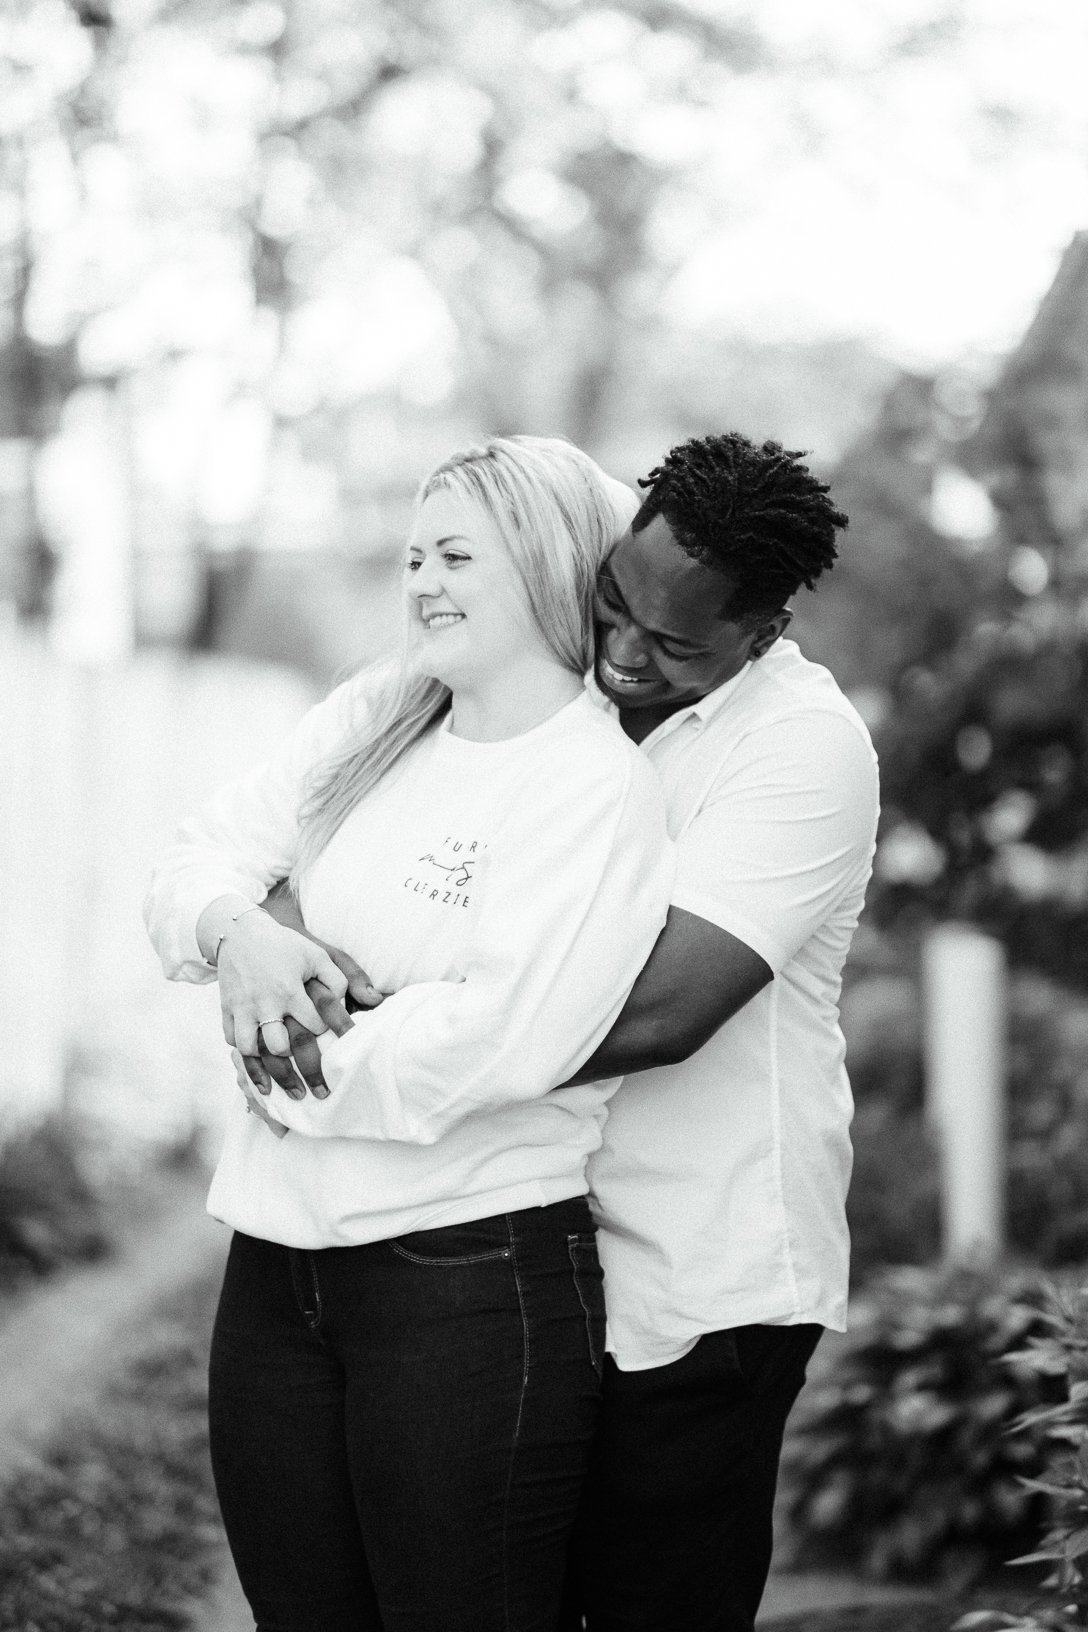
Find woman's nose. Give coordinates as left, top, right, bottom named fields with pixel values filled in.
left=409, top=559, right=440, bottom=597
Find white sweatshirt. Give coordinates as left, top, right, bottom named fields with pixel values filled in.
left=144, top=680, right=673, bottom=1248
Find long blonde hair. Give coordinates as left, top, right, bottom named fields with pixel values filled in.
left=291, top=436, right=633, bottom=880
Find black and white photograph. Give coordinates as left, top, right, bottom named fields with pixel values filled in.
left=2, top=2, right=1088, bottom=1628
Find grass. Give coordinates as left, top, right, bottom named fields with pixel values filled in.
left=0, top=1270, right=223, bottom=1632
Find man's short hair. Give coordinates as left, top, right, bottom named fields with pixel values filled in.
left=633, top=433, right=847, bottom=626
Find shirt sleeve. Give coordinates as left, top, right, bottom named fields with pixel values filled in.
left=142, top=678, right=364, bottom=983
left=670, top=710, right=879, bottom=974
left=269, top=740, right=674, bottom=1145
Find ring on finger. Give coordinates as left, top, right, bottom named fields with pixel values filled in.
left=257, top=1017, right=282, bottom=1030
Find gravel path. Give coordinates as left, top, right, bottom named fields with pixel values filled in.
left=0, top=1167, right=227, bottom=1480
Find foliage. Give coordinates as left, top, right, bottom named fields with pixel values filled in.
left=1004, top=980, right=1088, bottom=1267
left=954, top=1284, right=1088, bottom=1632
left=848, top=235, right=1088, bottom=1004
left=0, top=1117, right=109, bottom=1293
left=874, top=609, right=1088, bottom=954
left=842, top=970, right=1088, bottom=1283
left=864, top=296, right=1088, bottom=990
left=784, top=1264, right=1059, bottom=1583
left=0, top=1, right=775, bottom=457
left=847, top=1099, right=940, bottom=1283
left=793, top=371, right=1003, bottom=697
left=4, top=0, right=1066, bottom=628
left=0, top=1273, right=222, bottom=1632
left=1, top=0, right=811, bottom=632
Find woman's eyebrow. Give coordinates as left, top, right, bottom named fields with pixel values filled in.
left=407, top=534, right=472, bottom=553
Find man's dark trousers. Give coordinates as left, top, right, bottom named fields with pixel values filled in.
left=561, top=1322, right=822, bottom=1632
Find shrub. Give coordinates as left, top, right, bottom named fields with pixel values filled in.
left=847, top=1100, right=941, bottom=1282
left=0, top=1117, right=110, bottom=1293
left=955, top=1283, right=1088, bottom=1632
left=842, top=970, right=1088, bottom=1284
left=1004, top=981, right=1088, bottom=1267
left=784, top=1262, right=1059, bottom=1583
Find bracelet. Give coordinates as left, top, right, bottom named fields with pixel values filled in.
left=210, top=902, right=264, bottom=969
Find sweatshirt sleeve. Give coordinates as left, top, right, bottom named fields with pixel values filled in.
left=142, top=678, right=363, bottom=983
left=268, top=738, right=674, bottom=1144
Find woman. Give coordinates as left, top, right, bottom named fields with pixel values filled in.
left=144, top=436, right=673, bottom=1632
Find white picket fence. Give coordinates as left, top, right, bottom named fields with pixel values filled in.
left=1, top=620, right=316, bottom=1167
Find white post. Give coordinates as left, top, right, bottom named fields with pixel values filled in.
left=922, top=923, right=1006, bottom=1260
left=44, top=383, right=135, bottom=1125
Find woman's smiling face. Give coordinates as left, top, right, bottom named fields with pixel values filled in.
left=405, top=488, right=543, bottom=692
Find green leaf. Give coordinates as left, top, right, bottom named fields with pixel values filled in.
left=1017, top=1476, right=1079, bottom=1499
left=1060, top=1525, right=1088, bottom=1559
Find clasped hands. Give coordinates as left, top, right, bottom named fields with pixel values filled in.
left=224, top=882, right=384, bottom=1125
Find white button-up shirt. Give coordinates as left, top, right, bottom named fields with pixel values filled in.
left=587, top=640, right=880, bottom=1369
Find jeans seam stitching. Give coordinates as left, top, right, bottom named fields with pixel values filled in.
left=306, top=1257, right=322, bottom=1330
left=287, top=1249, right=318, bottom=1330
left=567, top=1233, right=602, bottom=1378
left=501, top=1213, right=528, bottom=1632
left=387, top=1242, right=512, bottom=1266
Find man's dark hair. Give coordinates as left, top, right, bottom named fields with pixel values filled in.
left=633, top=433, right=847, bottom=626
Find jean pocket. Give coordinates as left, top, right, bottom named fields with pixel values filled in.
left=567, top=1232, right=605, bottom=1378
left=388, top=1216, right=513, bottom=1266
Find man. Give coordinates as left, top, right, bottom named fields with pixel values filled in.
left=556, top=433, right=878, bottom=1631
left=251, top=432, right=879, bottom=1632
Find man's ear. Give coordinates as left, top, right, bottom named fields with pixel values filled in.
left=749, top=609, right=792, bottom=662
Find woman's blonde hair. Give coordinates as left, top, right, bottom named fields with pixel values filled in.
left=291, top=435, right=634, bottom=880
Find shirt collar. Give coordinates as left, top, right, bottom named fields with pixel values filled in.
left=584, top=661, right=752, bottom=745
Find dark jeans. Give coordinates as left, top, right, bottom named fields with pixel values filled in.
left=561, top=1322, right=822, bottom=1632
left=208, top=1198, right=605, bottom=1632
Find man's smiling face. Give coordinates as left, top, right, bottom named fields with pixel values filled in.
left=594, top=512, right=785, bottom=726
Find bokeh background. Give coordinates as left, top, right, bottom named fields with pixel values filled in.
left=4, top=0, right=1088, bottom=1282
left=7, top=2, right=1088, bottom=1617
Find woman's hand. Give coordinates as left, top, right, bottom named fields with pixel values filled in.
left=261, top=880, right=383, bottom=1011
left=242, top=880, right=385, bottom=1098
left=208, top=901, right=351, bottom=1059
left=243, top=977, right=358, bottom=1101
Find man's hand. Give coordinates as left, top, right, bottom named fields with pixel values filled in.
left=232, top=1048, right=289, bottom=1138
left=243, top=880, right=384, bottom=1099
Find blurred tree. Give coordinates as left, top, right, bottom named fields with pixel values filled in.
left=0, top=0, right=781, bottom=631
left=866, top=235, right=1088, bottom=989
left=790, top=369, right=1004, bottom=696
left=0, top=0, right=1066, bottom=650
left=223, top=0, right=776, bottom=441
left=0, top=5, right=96, bottom=614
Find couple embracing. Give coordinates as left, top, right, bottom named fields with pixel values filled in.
left=145, top=430, right=879, bottom=1632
